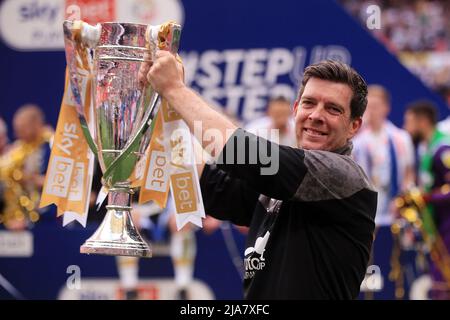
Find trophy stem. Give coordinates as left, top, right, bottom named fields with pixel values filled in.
left=80, top=185, right=152, bottom=257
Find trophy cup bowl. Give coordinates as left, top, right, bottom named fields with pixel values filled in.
left=63, top=20, right=181, bottom=257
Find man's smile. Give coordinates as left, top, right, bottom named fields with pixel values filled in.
left=303, top=127, right=328, bottom=137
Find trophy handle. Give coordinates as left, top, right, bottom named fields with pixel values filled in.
left=63, top=20, right=100, bottom=155
left=102, top=23, right=182, bottom=188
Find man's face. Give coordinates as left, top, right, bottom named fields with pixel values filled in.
left=364, top=92, right=389, bottom=130
left=295, top=77, right=361, bottom=151
left=403, top=111, right=423, bottom=144
left=267, top=100, right=291, bottom=130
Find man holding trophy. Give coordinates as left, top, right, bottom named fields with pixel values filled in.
left=41, top=18, right=376, bottom=299
left=146, top=53, right=377, bottom=299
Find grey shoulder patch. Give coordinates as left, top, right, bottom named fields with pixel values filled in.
left=294, top=150, right=375, bottom=201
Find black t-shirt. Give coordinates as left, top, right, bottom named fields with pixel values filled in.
left=200, top=129, right=377, bottom=299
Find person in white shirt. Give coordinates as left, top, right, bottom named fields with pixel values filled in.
left=245, top=96, right=297, bottom=147
left=353, top=85, right=415, bottom=226
left=437, top=88, right=450, bottom=134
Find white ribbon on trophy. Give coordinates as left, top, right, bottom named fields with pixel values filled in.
left=163, top=116, right=205, bottom=230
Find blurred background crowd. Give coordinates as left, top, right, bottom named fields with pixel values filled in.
left=341, top=0, right=450, bottom=97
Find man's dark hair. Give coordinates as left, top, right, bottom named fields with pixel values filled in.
left=406, top=100, right=438, bottom=125
left=298, top=60, right=368, bottom=119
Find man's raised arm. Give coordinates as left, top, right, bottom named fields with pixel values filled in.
left=147, top=50, right=237, bottom=157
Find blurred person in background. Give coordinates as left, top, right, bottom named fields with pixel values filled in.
left=0, top=118, right=9, bottom=215
left=353, top=85, right=415, bottom=227
left=437, top=87, right=450, bottom=134
left=403, top=100, right=450, bottom=299
left=0, top=104, right=53, bottom=230
left=246, top=96, right=296, bottom=147
left=352, top=85, right=415, bottom=299
left=0, top=117, right=9, bottom=156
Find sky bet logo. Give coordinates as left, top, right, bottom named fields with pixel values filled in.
left=19, top=0, right=59, bottom=24
left=0, top=0, right=64, bottom=50
left=0, top=0, right=184, bottom=51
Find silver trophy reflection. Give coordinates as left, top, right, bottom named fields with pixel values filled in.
left=63, top=20, right=181, bottom=257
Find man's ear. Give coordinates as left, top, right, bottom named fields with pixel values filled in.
left=348, top=117, right=362, bottom=139
left=292, top=97, right=300, bottom=116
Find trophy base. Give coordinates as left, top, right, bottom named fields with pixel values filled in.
left=80, top=189, right=152, bottom=258
left=80, top=241, right=151, bottom=257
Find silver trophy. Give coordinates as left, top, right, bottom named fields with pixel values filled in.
left=63, top=20, right=181, bottom=257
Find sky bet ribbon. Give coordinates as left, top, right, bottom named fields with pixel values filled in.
left=39, top=68, right=95, bottom=227
left=137, top=27, right=205, bottom=229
